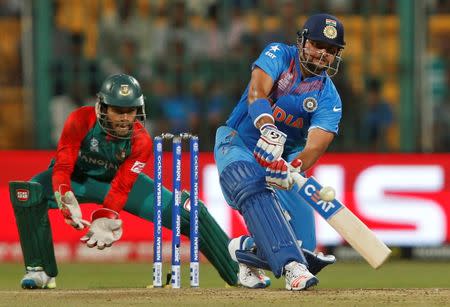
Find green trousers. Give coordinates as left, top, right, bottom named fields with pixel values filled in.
left=25, top=169, right=238, bottom=285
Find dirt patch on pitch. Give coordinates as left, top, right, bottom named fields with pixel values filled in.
left=0, top=288, right=448, bottom=306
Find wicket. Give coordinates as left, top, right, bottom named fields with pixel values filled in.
left=153, top=133, right=199, bottom=288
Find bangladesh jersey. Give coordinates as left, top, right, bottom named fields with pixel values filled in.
left=51, top=106, right=152, bottom=212
left=226, top=42, right=342, bottom=156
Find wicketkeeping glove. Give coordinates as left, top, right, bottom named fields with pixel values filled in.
left=54, top=187, right=90, bottom=230
left=80, top=208, right=123, bottom=250
left=253, top=124, right=287, bottom=167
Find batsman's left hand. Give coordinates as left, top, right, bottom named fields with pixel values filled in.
left=81, top=208, right=123, bottom=250
left=254, top=124, right=287, bottom=167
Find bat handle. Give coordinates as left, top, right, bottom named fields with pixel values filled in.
left=291, top=172, right=308, bottom=188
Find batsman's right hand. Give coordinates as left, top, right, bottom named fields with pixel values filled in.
left=253, top=124, right=287, bottom=167
left=265, top=158, right=303, bottom=190
left=54, top=187, right=90, bottom=230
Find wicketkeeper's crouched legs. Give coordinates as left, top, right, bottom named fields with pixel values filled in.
left=177, top=191, right=238, bottom=286
left=9, top=181, right=58, bottom=277
left=124, top=174, right=239, bottom=286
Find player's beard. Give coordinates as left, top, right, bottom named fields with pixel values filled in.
left=301, top=50, right=329, bottom=74
left=111, top=121, right=133, bottom=137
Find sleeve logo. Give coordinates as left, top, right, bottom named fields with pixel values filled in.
left=130, top=161, right=146, bottom=174
left=265, top=44, right=280, bottom=59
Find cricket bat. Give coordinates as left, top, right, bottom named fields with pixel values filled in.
left=291, top=173, right=392, bottom=269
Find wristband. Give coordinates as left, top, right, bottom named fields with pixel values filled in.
left=290, top=158, right=303, bottom=169
left=248, top=98, right=274, bottom=127
left=92, top=208, right=120, bottom=221
left=259, top=123, right=277, bottom=132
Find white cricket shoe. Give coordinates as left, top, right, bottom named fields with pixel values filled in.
left=228, top=236, right=271, bottom=288
left=284, top=261, right=318, bottom=291
left=21, top=267, right=56, bottom=289
left=238, top=263, right=268, bottom=289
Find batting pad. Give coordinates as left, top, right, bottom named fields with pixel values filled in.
left=219, top=161, right=307, bottom=277
left=9, top=181, right=58, bottom=277
left=240, top=192, right=307, bottom=277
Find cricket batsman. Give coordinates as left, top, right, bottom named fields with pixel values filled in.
left=9, top=73, right=238, bottom=289
left=215, top=13, right=345, bottom=290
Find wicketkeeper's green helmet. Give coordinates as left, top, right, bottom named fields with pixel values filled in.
left=97, top=73, right=145, bottom=108
left=96, top=73, right=146, bottom=139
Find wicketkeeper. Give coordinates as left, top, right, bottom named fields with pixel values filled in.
left=9, top=73, right=238, bottom=289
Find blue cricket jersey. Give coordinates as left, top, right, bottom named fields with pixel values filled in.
left=226, top=43, right=342, bottom=156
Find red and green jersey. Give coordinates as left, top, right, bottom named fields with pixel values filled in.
left=51, top=106, right=152, bottom=212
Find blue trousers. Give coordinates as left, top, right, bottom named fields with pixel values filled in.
left=214, top=126, right=316, bottom=250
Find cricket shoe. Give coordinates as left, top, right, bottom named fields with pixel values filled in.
left=284, top=261, right=318, bottom=291
left=237, top=263, right=270, bottom=289
left=21, top=266, right=56, bottom=289
left=302, top=249, right=336, bottom=275
left=228, top=236, right=271, bottom=288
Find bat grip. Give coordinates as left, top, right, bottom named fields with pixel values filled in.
left=291, top=172, right=308, bottom=188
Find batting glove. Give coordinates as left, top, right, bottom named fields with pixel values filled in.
left=54, top=187, right=90, bottom=230
left=265, top=158, right=303, bottom=190
left=288, top=158, right=303, bottom=174
left=80, top=208, right=123, bottom=250
left=265, top=159, right=292, bottom=190
left=253, top=124, right=287, bottom=167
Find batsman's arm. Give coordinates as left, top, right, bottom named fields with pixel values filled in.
left=293, top=128, right=334, bottom=172
left=247, top=67, right=274, bottom=128
left=249, top=68, right=289, bottom=166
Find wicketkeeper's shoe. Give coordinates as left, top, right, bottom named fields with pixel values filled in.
left=284, top=261, right=318, bottom=291
left=21, top=266, right=56, bottom=289
left=237, top=263, right=268, bottom=289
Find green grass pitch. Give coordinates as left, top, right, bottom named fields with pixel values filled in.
left=0, top=261, right=448, bottom=306
left=0, top=260, right=449, bottom=289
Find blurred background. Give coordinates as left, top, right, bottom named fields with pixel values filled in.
left=0, top=0, right=450, bottom=271
left=1, top=0, right=450, bottom=152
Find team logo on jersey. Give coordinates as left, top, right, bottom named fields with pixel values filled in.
left=120, top=84, right=130, bottom=96
left=131, top=161, right=146, bottom=174
left=323, top=25, right=337, bottom=39
left=303, top=97, right=318, bottom=112
left=115, top=149, right=126, bottom=162
left=90, top=137, right=99, bottom=152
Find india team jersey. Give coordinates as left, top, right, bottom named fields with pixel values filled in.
left=226, top=42, right=342, bottom=156
left=51, top=106, right=152, bottom=212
